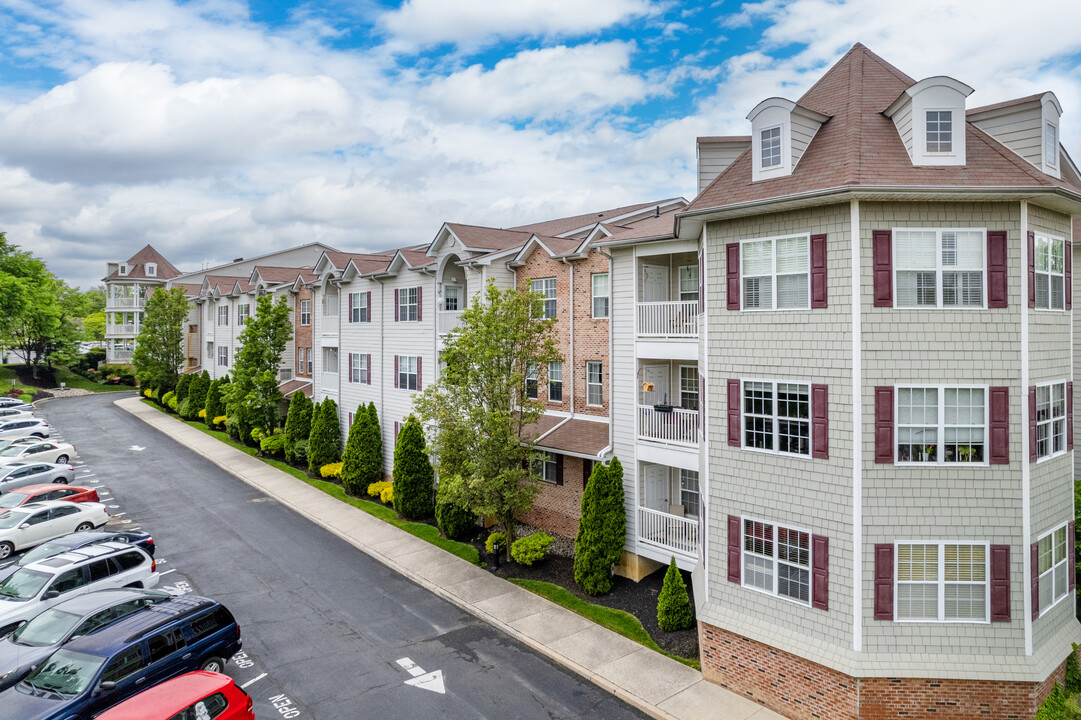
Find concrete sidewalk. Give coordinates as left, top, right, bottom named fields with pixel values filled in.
left=118, top=397, right=781, bottom=720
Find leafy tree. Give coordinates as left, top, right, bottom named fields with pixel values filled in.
left=575, top=459, right=629, bottom=595
left=81, top=311, right=106, bottom=342
left=308, top=399, right=342, bottom=475
left=392, top=416, right=435, bottom=520
left=184, top=371, right=210, bottom=419
left=284, top=391, right=313, bottom=463
left=340, top=404, right=369, bottom=495
left=358, top=401, right=384, bottom=489
left=204, top=377, right=227, bottom=426
left=413, top=282, right=559, bottom=558
left=223, top=295, right=293, bottom=433
left=657, top=557, right=695, bottom=631
left=132, top=287, right=190, bottom=392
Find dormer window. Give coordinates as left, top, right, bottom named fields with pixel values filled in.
left=761, top=127, right=782, bottom=168
left=146, top=263, right=157, bottom=277
left=1045, top=123, right=1058, bottom=167
left=925, top=111, right=953, bottom=153
left=118, top=264, right=128, bottom=276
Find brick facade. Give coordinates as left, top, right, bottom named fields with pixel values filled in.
left=294, top=287, right=312, bottom=378
left=520, top=456, right=592, bottom=537
left=700, top=620, right=1071, bottom=720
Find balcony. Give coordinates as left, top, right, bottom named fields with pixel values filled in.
left=107, top=348, right=134, bottom=363
left=636, top=301, right=698, bottom=338
left=321, top=372, right=338, bottom=392
left=321, top=315, right=339, bottom=336
left=438, top=310, right=463, bottom=335
left=105, top=297, right=143, bottom=310
left=638, top=405, right=698, bottom=447
left=106, top=322, right=138, bottom=336
left=638, top=507, right=699, bottom=558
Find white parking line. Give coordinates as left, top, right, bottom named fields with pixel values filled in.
left=77, top=473, right=96, bottom=478
left=113, top=512, right=126, bottom=517
left=107, top=504, right=119, bottom=509
left=159, top=569, right=176, bottom=576
left=241, top=673, right=267, bottom=689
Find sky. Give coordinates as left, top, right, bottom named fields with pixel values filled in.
left=1, top=0, right=1081, bottom=290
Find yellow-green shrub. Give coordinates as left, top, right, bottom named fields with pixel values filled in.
left=320, top=462, right=343, bottom=479
left=143, top=389, right=153, bottom=398
left=380, top=485, right=393, bottom=504
left=198, top=409, right=207, bottom=418
left=213, top=415, right=227, bottom=428
left=366, top=481, right=392, bottom=498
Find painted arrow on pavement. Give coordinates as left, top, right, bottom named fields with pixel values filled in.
left=396, top=657, right=445, bottom=694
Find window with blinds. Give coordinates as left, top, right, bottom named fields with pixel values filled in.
left=897, top=542, right=987, bottom=622
left=741, top=234, right=810, bottom=310
left=896, top=386, right=986, bottom=464
left=895, top=229, right=985, bottom=308
left=1038, top=525, right=1069, bottom=612
left=1034, top=234, right=1065, bottom=310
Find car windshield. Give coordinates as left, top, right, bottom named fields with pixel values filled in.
left=0, top=569, right=49, bottom=600
left=18, top=541, right=70, bottom=565
left=0, top=510, right=30, bottom=530
left=11, top=609, right=81, bottom=647
left=0, top=447, right=24, bottom=457
left=0, top=493, right=29, bottom=508
left=22, top=649, right=104, bottom=695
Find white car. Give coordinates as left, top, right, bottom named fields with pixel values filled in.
left=0, top=441, right=75, bottom=466
left=0, top=542, right=158, bottom=636
left=0, top=501, right=110, bottom=560
left=0, top=419, right=48, bottom=439
left=0, top=437, right=40, bottom=453
left=0, top=409, right=31, bottom=422
left=0, top=399, right=30, bottom=411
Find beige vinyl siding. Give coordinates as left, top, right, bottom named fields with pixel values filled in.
left=971, top=106, right=1043, bottom=168
left=893, top=99, right=914, bottom=157
left=610, top=246, right=638, bottom=550
left=697, top=141, right=749, bottom=194
left=790, top=113, right=821, bottom=167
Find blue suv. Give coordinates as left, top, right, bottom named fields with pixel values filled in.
left=0, top=594, right=241, bottom=720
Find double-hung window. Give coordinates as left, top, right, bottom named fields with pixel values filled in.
left=926, top=110, right=953, bottom=153
left=444, top=286, right=461, bottom=312
left=896, top=542, right=987, bottom=622
left=591, top=274, right=609, bottom=318
left=679, top=367, right=699, bottom=411
left=349, top=353, right=366, bottom=383
left=761, top=127, right=782, bottom=168
left=398, top=355, right=418, bottom=390
left=1037, top=525, right=1069, bottom=613
left=237, top=304, right=250, bottom=326
left=322, top=348, right=338, bottom=374
left=532, top=278, right=557, bottom=319
left=300, top=300, right=311, bottom=326
left=535, top=452, right=558, bottom=484
left=896, top=386, right=986, bottom=464
left=742, top=380, right=809, bottom=456
left=526, top=362, right=538, bottom=400
left=548, top=362, right=563, bottom=402
left=297, top=347, right=305, bottom=373
left=1045, top=123, right=1058, bottom=168
left=350, top=292, right=368, bottom=323
left=678, top=265, right=699, bottom=303
left=742, top=518, right=810, bottom=605
left=741, top=235, right=809, bottom=310
left=306, top=348, right=313, bottom=374
left=217, top=306, right=228, bottom=326
left=895, top=229, right=984, bottom=308
left=679, top=469, right=699, bottom=518
left=586, top=362, right=603, bottom=406
left=398, top=288, right=418, bottom=321
left=1036, top=381, right=1067, bottom=459
left=1034, top=235, right=1066, bottom=310
left=217, top=346, right=228, bottom=367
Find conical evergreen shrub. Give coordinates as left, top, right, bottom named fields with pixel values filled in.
left=359, top=401, right=384, bottom=488
left=574, top=457, right=627, bottom=595
left=657, top=557, right=694, bottom=631
left=308, top=399, right=342, bottom=475
left=174, top=373, right=192, bottom=403
left=341, top=404, right=369, bottom=495
left=204, top=378, right=224, bottom=426
left=283, top=391, right=312, bottom=463
left=392, top=416, right=434, bottom=520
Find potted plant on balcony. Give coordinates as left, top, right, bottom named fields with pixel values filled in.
left=653, top=392, right=673, bottom=413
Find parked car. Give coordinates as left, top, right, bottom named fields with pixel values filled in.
left=0, top=437, right=44, bottom=452
left=0, top=542, right=159, bottom=637
left=0, top=485, right=99, bottom=509
left=0, top=463, right=75, bottom=495
left=0, top=595, right=241, bottom=719
left=0, top=529, right=155, bottom=583
left=93, top=671, right=255, bottom=720
left=0, top=400, right=30, bottom=411
left=0, top=409, right=31, bottom=423
left=0, top=588, right=169, bottom=691
left=0, top=442, right=76, bottom=467
left=0, top=420, right=49, bottom=440
left=0, top=501, right=111, bottom=560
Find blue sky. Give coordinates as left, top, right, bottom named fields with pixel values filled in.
left=1, top=0, right=1080, bottom=289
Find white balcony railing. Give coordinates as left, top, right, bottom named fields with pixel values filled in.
left=106, top=297, right=143, bottom=309
left=321, top=315, right=339, bottom=336
left=638, top=506, right=699, bottom=556
left=321, top=372, right=338, bottom=391
left=636, top=301, right=698, bottom=337
left=106, top=323, right=138, bottom=335
left=638, top=405, right=698, bottom=446
left=438, top=310, right=463, bottom=334
left=108, top=349, right=134, bottom=363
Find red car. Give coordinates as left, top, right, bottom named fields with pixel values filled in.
left=94, top=671, right=255, bottom=720
left=0, top=483, right=100, bottom=508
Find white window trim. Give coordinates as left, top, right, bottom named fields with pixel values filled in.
left=548, top=361, right=563, bottom=402
left=1033, top=233, right=1066, bottom=312
left=237, top=304, right=250, bottom=326
left=323, top=347, right=339, bottom=374
left=350, top=292, right=368, bottom=323
left=892, top=228, right=988, bottom=310
left=217, top=306, right=228, bottom=326
left=532, top=278, right=557, bottom=320
left=1045, top=121, right=1059, bottom=168
left=145, top=263, right=157, bottom=277
left=894, top=540, right=991, bottom=624
left=535, top=451, right=559, bottom=484
left=740, top=378, right=813, bottom=460
left=591, top=273, right=609, bottom=319
left=760, top=125, right=783, bottom=170
left=739, top=233, right=812, bottom=312
left=924, top=108, right=956, bottom=156
left=1035, top=380, right=1069, bottom=463
left=398, top=354, right=418, bottom=391
left=217, top=347, right=228, bottom=367
left=677, top=265, right=699, bottom=303
left=525, top=362, right=538, bottom=400
left=1037, top=523, right=1070, bottom=614
left=894, top=384, right=990, bottom=466
left=679, top=365, right=699, bottom=411
left=443, top=285, right=462, bottom=312
left=399, top=287, right=419, bottom=322
left=740, top=515, right=814, bottom=608
left=586, top=361, right=603, bottom=407
left=300, top=300, right=311, bottom=326
left=349, top=352, right=366, bottom=383
left=679, top=469, right=699, bottom=516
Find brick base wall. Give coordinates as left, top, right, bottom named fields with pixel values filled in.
left=700, top=620, right=1069, bottom=720
left=520, top=455, right=589, bottom=538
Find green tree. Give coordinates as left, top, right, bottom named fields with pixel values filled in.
left=132, top=287, right=190, bottom=392
left=174, top=374, right=193, bottom=403
left=358, top=401, right=384, bottom=489
left=657, top=557, right=695, bottom=631
left=392, top=416, right=435, bottom=520
left=413, top=282, right=559, bottom=558
left=204, top=377, right=227, bottom=425
left=1066, top=644, right=1081, bottom=696
left=223, top=295, right=293, bottom=434
left=574, top=458, right=628, bottom=595
left=340, top=404, right=369, bottom=495
left=308, top=399, right=342, bottom=475
left=81, top=311, right=106, bottom=342
left=284, top=391, right=313, bottom=462
left=184, top=371, right=211, bottom=419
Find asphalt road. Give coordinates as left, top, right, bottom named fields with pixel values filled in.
left=36, top=393, right=646, bottom=720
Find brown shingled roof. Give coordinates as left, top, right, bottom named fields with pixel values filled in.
left=253, top=266, right=315, bottom=284
left=400, top=248, right=436, bottom=268
left=104, top=244, right=182, bottom=280
left=510, top=200, right=664, bottom=236
left=535, top=418, right=609, bottom=458
left=444, top=223, right=534, bottom=251
left=967, top=92, right=1047, bottom=116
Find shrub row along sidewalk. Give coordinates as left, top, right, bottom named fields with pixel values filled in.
left=118, top=396, right=780, bottom=720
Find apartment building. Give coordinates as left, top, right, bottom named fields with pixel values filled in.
left=676, top=43, right=1081, bottom=719
left=102, top=245, right=182, bottom=363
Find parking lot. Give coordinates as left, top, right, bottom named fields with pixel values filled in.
left=25, top=393, right=646, bottom=720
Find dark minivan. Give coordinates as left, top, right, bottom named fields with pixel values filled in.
left=0, top=594, right=241, bottom=720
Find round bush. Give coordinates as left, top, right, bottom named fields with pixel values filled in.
left=511, top=533, right=553, bottom=566
left=485, top=532, right=506, bottom=555
left=435, top=502, right=478, bottom=540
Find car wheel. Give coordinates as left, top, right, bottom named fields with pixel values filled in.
left=0, top=542, right=12, bottom=560
left=75, top=522, right=93, bottom=532
left=55, top=455, right=68, bottom=464
left=53, top=477, right=69, bottom=485
left=200, top=657, right=226, bottom=673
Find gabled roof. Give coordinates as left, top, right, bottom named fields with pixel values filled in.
left=250, top=265, right=315, bottom=285
left=685, top=43, right=1081, bottom=216
left=199, top=274, right=246, bottom=297
left=507, top=234, right=588, bottom=267
left=103, top=244, right=182, bottom=281
left=173, top=282, right=203, bottom=298
left=510, top=200, right=671, bottom=237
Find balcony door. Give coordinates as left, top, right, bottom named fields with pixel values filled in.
left=641, top=264, right=668, bottom=303
left=642, top=464, right=667, bottom=511
left=641, top=365, right=669, bottom=406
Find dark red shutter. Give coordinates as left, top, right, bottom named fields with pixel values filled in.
left=1066, top=241, right=1073, bottom=310
left=811, top=535, right=828, bottom=610
left=417, top=356, right=422, bottom=391
left=555, top=454, right=564, bottom=485
left=365, top=291, right=372, bottom=322
left=726, top=243, right=740, bottom=310
left=874, top=544, right=894, bottom=620
left=347, top=353, right=353, bottom=383
left=987, top=230, right=1008, bottom=308
left=727, top=516, right=741, bottom=583
left=1028, top=231, right=1036, bottom=308
left=812, top=384, right=828, bottom=459
left=1070, top=522, right=1077, bottom=592
left=872, top=230, right=892, bottom=307
left=698, top=248, right=705, bottom=314
left=1031, top=541, right=1040, bottom=620
left=365, top=354, right=371, bottom=384
left=990, top=545, right=1011, bottom=622
left=347, top=292, right=354, bottom=323
left=699, top=373, right=706, bottom=443
left=417, top=287, right=423, bottom=321
left=1068, top=381, right=1074, bottom=451
left=874, top=387, right=894, bottom=463
left=990, top=387, right=1010, bottom=464
left=394, top=356, right=399, bottom=388
left=810, top=233, right=827, bottom=308
left=727, top=379, right=741, bottom=446
left=394, top=288, right=400, bottom=322
left=1029, top=386, right=1037, bottom=462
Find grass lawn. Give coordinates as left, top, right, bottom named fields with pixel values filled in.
left=0, top=364, right=133, bottom=393
left=140, top=399, right=479, bottom=565
left=510, top=578, right=700, bottom=670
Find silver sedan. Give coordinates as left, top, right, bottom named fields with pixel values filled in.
left=0, top=463, right=75, bottom=494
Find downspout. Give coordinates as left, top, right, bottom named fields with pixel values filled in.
left=378, top=277, right=385, bottom=452
left=596, top=248, right=615, bottom=456
left=562, top=257, right=575, bottom=416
